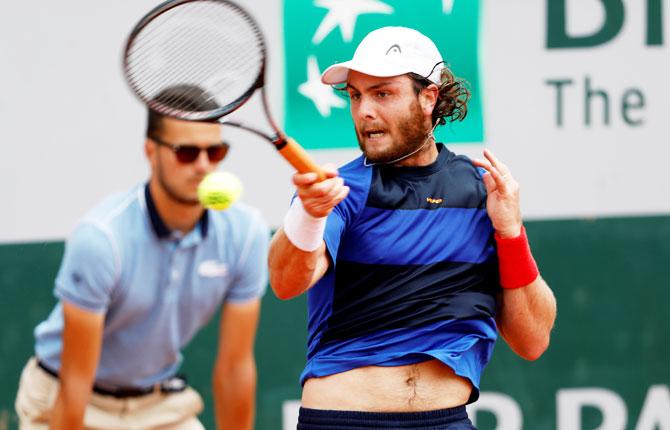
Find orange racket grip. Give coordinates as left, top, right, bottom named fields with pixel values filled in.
left=278, top=138, right=327, bottom=181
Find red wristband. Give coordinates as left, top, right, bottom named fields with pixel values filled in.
left=495, top=226, right=539, bottom=289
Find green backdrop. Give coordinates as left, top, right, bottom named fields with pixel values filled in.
left=1, top=216, right=669, bottom=429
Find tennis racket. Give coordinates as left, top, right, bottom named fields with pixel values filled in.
left=123, top=0, right=325, bottom=179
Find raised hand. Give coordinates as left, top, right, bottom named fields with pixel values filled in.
left=472, top=149, right=523, bottom=239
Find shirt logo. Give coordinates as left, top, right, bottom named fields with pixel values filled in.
left=71, top=272, right=84, bottom=284
left=426, top=197, right=444, bottom=204
left=197, top=260, right=228, bottom=278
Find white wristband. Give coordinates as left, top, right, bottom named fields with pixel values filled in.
left=283, top=199, right=327, bottom=252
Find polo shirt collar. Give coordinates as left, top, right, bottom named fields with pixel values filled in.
left=144, top=183, right=209, bottom=239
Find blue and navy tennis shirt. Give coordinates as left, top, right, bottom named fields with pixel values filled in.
left=301, top=143, right=500, bottom=402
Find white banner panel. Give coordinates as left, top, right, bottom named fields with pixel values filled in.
left=478, top=0, right=670, bottom=219
left=1, top=0, right=668, bottom=243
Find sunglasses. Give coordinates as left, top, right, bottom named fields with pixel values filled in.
left=150, top=135, right=229, bottom=163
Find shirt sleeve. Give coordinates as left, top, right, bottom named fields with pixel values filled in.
left=287, top=181, right=357, bottom=269
left=226, top=213, right=271, bottom=304
left=54, top=222, right=119, bottom=313
left=321, top=161, right=371, bottom=267
left=322, top=205, right=347, bottom=268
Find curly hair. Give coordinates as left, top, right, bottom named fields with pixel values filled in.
left=409, top=67, right=470, bottom=126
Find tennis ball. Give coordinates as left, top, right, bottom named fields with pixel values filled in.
left=197, top=171, right=243, bottom=211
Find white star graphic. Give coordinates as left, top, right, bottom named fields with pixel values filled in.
left=312, top=0, right=394, bottom=44
left=443, top=0, right=454, bottom=13
left=298, top=56, right=347, bottom=117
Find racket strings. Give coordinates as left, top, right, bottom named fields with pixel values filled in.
left=128, top=24, right=226, bottom=103
left=128, top=8, right=257, bottom=104
left=125, top=0, right=264, bottom=118
left=128, top=3, right=260, bottom=80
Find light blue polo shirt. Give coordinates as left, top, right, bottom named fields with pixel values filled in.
left=34, top=183, right=269, bottom=389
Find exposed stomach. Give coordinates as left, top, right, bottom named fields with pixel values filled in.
left=301, top=359, right=472, bottom=412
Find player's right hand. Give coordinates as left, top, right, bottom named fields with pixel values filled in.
left=294, top=164, right=350, bottom=218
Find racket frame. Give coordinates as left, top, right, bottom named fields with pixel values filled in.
left=123, top=0, right=324, bottom=178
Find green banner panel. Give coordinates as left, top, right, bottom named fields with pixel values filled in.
left=283, top=0, right=484, bottom=149
left=1, top=215, right=669, bottom=429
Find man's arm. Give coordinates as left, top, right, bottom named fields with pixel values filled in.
left=212, top=299, right=261, bottom=430
left=268, top=229, right=330, bottom=300
left=473, top=149, right=557, bottom=361
left=268, top=167, right=349, bottom=300
left=496, top=276, right=556, bottom=360
left=50, top=301, right=104, bottom=430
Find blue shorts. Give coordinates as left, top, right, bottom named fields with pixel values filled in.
left=297, top=405, right=476, bottom=429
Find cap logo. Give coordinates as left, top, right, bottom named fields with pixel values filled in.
left=385, top=44, right=402, bottom=55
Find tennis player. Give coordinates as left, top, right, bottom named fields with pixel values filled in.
left=269, top=27, right=557, bottom=429
left=15, top=86, right=269, bottom=430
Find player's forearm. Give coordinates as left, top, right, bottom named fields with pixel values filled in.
left=213, top=360, right=256, bottom=430
left=52, top=302, right=103, bottom=429
left=50, top=379, right=93, bottom=430
left=497, top=276, right=557, bottom=360
left=268, top=227, right=327, bottom=299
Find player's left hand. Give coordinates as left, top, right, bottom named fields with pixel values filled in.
left=473, top=149, right=523, bottom=238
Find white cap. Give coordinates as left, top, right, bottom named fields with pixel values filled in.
left=321, top=26, right=444, bottom=85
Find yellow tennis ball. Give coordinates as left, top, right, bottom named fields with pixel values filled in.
left=197, top=172, right=243, bottom=211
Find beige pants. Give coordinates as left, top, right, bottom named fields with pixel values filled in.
left=15, top=358, right=205, bottom=430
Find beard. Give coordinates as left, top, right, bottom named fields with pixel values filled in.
left=155, top=158, right=201, bottom=206
left=356, top=99, right=431, bottom=164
